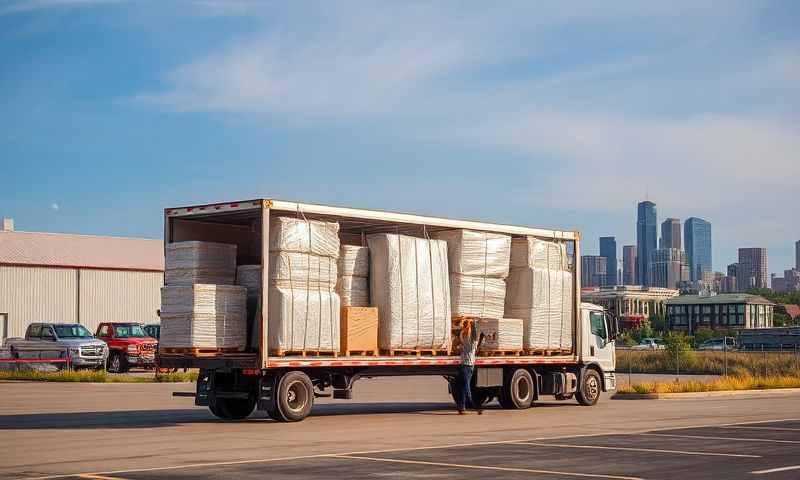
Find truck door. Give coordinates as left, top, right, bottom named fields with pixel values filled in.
left=587, top=309, right=615, bottom=373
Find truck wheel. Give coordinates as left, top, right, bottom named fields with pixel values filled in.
left=576, top=369, right=601, bottom=406
left=209, top=396, right=256, bottom=420
left=499, top=368, right=534, bottom=409
left=274, top=371, right=314, bottom=422
left=107, top=352, right=128, bottom=373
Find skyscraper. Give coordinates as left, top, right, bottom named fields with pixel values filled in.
left=796, top=240, right=800, bottom=271
left=623, top=245, right=637, bottom=285
left=637, top=201, right=657, bottom=286
left=649, top=248, right=688, bottom=289
left=581, top=255, right=607, bottom=288
left=684, top=217, right=712, bottom=282
left=738, top=248, right=768, bottom=290
left=660, top=218, right=681, bottom=250
left=727, top=263, right=739, bottom=278
left=599, top=237, right=617, bottom=286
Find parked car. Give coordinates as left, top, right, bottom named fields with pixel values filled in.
left=630, top=338, right=666, bottom=350
left=95, top=322, right=157, bottom=373
left=6, top=323, right=108, bottom=370
left=697, top=337, right=737, bottom=351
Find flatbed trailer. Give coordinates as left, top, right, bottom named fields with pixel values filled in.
left=158, top=199, right=618, bottom=421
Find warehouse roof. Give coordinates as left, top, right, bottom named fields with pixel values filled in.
left=665, top=293, right=773, bottom=306
left=0, top=230, right=164, bottom=272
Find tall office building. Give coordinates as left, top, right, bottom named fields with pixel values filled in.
left=581, top=255, right=607, bottom=288
left=599, top=237, right=617, bottom=286
left=684, top=217, right=712, bottom=281
left=660, top=218, right=681, bottom=250
left=623, top=245, right=637, bottom=285
left=796, top=240, right=800, bottom=270
left=649, top=248, right=688, bottom=289
left=738, top=248, right=768, bottom=290
left=727, top=263, right=739, bottom=278
left=637, top=201, right=657, bottom=286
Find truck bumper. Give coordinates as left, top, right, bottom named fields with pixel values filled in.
left=71, top=356, right=107, bottom=368
left=127, top=356, right=156, bottom=368
left=604, top=371, right=617, bottom=391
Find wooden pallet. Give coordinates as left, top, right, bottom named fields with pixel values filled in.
left=269, top=350, right=338, bottom=357
left=524, top=348, right=573, bottom=356
left=160, top=347, right=245, bottom=357
left=478, top=350, right=523, bottom=357
left=380, top=349, right=451, bottom=357
left=343, top=349, right=379, bottom=357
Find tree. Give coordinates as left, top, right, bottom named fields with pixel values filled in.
left=649, top=312, right=666, bottom=333
left=663, top=331, right=694, bottom=370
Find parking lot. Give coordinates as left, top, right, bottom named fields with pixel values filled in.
left=2, top=378, right=800, bottom=480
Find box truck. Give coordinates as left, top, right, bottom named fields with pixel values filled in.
left=158, top=199, right=618, bottom=421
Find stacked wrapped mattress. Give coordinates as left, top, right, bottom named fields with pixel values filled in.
left=505, top=237, right=574, bottom=351
left=336, top=245, right=369, bottom=307
left=165, top=241, right=237, bottom=286
left=432, top=229, right=511, bottom=318
left=368, top=234, right=451, bottom=351
left=159, top=284, right=247, bottom=349
left=478, top=318, right=524, bottom=352
left=267, top=217, right=341, bottom=353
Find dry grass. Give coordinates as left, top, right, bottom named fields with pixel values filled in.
left=0, top=369, right=198, bottom=383
left=617, top=349, right=800, bottom=376
left=618, top=373, right=800, bottom=394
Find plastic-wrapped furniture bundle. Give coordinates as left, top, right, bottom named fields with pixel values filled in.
left=165, top=241, right=237, bottom=286
left=159, top=285, right=247, bottom=349
left=267, top=217, right=341, bottom=353
left=367, top=234, right=451, bottom=351
left=449, top=274, right=506, bottom=318
left=505, top=237, right=573, bottom=351
left=336, top=245, right=369, bottom=307
left=478, top=318, right=524, bottom=351
left=432, top=229, right=511, bottom=318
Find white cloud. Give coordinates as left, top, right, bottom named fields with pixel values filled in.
left=50, top=203, right=59, bottom=212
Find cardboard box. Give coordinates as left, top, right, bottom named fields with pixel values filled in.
left=340, top=306, right=378, bottom=355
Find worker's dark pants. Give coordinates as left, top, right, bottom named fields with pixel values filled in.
left=456, top=365, right=475, bottom=410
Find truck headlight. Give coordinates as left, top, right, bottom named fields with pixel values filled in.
left=127, top=345, right=139, bottom=354
left=70, top=348, right=81, bottom=356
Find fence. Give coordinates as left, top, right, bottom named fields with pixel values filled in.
left=0, top=345, right=74, bottom=372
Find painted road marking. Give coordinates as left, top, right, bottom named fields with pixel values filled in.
left=77, top=475, right=128, bottom=480
left=515, top=441, right=761, bottom=458
left=639, top=433, right=800, bottom=444
left=751, top=464, right=800, bottom=475
left=331, top=455, right=644, bottom=480
left=719, top=425, right=800, bottom=432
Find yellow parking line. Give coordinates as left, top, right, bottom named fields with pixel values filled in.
left=332, top=454, right=644, bottom=480
left=78, top=475, right=128, bottom=480
left=751, top=464, right=800, bottom=475
left=515, top=441, right=761, bottom=458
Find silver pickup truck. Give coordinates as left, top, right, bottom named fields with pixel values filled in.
left=6, top=323, right=109, bottom=370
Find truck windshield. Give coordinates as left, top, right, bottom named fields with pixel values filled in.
left=114, top=325, right=147, bottom=338
left=54, top=325, right=93, bottom=338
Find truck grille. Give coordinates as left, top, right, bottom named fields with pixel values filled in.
left=139, top=343, right=156, bottom=353
left=81, top=345, right=104, bottom=357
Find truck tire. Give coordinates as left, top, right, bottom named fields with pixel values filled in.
left=107, top=352, right=128, bottom=373
left=209, top=396, right=256, bottom=420
left=576, top=369, right=601, bottom=406
left=274, top=371, right=314, bottom=422
left=499, top=368, right=534, bottom=409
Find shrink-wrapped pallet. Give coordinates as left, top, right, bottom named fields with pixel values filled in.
left=269, top=217, right=340, bottom=258
left=505, top=267, right=573, bottom=350
left=268, top=287, right=340, bottom=352
left=510, top=237, right=568, bottom=270
left=432, top=230, right=511, bottom=278
left=236, top=265, right=261, bottom=297
left=478, top=318, right=524, bottom=351
left=449, top=274, right=506, bottom=318
left=165, top=241, right=237, bottom=286
left=336, top=245, right=369, bottom=307
left=269, top=252, right=337, bottom=289
left=159, top=285, right=247, bottom=349
left=368, top=234, right=451, bottom=351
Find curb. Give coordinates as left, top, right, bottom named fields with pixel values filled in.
left=613, top=387, right=800, bottom=400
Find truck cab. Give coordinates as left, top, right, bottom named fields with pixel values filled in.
left=95, top=322, right=157, bottom=373
left=580, top=303, right=618, bottom=395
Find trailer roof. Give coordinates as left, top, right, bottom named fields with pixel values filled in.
left=165, top=198, right=579, bottom=241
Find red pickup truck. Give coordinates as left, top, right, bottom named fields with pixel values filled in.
left=95, top=323, right=157, bottom=373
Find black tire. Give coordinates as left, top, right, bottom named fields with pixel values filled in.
left=274, top=371, right=314, bottom=422
left=499, top=368, right=534, bottom=409
left=107, top=352, right=128, bottom=373
left=209, top=396, right=256, bottom=420
left=576, top=369, right=602, bottom=406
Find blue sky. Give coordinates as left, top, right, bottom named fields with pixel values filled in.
left=1, top=0, right=798, bottom=275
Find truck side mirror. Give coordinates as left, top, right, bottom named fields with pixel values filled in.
left=606, top=314, right=619, bottom=341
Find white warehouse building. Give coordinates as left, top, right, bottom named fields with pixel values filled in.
left=0, top=218, right=163, bottom=340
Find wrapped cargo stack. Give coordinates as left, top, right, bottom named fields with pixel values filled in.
left=160, top=241, right=247, bottom=352
left=368, top=234, right=451, bottom=354
left=478, top=318, right=524, bottom=354
left=505, top=237, right=574, bottom=353
left=336, top=245, right=369, bottom=307
left=433, top=229, right=511, bottom=319
left=268, top=217, right=341, bottom=355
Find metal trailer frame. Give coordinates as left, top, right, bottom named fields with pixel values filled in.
left=161, top=198, right=583, bottom=371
